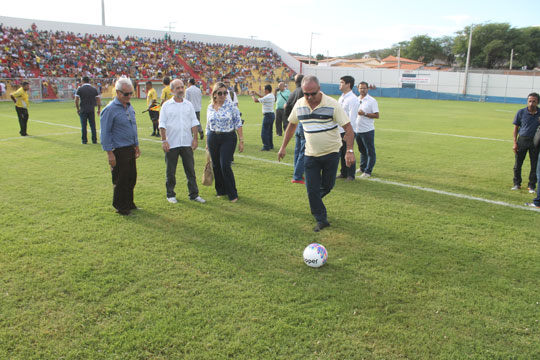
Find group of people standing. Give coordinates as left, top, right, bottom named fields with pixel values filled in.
left=99, top=76, right=244, bottom=216
left=11, top=74, right=540, bottom=229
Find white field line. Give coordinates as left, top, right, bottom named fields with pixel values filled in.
left=2, top=116, right=537, bottom=212
left=495, top=109, right=515, bottom=113
left=368, top=177, right=540, bottom=213
left=378, top=128, right=512, bottom=143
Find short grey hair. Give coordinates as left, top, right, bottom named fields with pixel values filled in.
left=301, top=75, right=320, bottom=87
left=115, top=76, right=133, bottom=91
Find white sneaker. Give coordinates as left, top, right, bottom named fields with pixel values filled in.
left=167, top=197, right=178, bottom=204
left=191, top=196, right=206, bottom=203
left=356, top=168, right=362, bottom=173
left=528, top=187, right=536, bottom=194
left=511, top=185, right=521, bottom=190
left=360, top=173, right=371, bottom=178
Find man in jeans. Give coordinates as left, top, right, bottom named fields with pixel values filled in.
left=278, top=75, right=355, bottom=232
left=159, top=79, right=206, bottom=204
left=75, top=76, right=101, bottom=144
left=252, top=85, right=276, bottom=151
left=512, top=92, right=540, bottom=193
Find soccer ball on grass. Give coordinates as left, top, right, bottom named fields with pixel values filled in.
left=303, top=243, right=328, bottom=268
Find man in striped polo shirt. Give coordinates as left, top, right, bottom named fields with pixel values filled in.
left=278, top=75, right=355, bottom=232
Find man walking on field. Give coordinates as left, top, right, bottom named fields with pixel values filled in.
left=278, top=75, right=355, bottom=232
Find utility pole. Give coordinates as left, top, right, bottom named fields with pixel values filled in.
left=509, top=49, right=514, bottom=70
left=463, top=24, right=474, bottom=95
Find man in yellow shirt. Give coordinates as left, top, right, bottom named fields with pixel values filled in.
left=145, top=81, right=159, bottom=136
left=10, top=81, right=30, bottom=136
left=160, top=76, right=173, bottom=106
left=278, top=75, right=355, bottom=232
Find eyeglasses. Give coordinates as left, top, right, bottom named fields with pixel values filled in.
left=118, top=90, right=133, bottom=96
left=304, top=91, right=318, bottom=97
left=216, top=91, right=228, bottom=96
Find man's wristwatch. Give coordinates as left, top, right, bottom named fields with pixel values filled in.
left=347, top=149, right=354, bottom=153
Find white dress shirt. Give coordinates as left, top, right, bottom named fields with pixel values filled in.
left=356, top=94, right=379, bottom=133
left=338, top=90, right=360, bottom=133
left=159, top=98, right=200, bottom=148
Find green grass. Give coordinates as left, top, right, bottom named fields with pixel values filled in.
left=1, top=97, right=539, bottom=359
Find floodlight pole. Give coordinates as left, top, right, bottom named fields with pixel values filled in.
left=463, top=24, right=474, bottom=95
left=101, top=0, right=106, bottom=26
left=165, top=22, right=176, bottom=32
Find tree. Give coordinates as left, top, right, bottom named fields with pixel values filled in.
left=453, top=23, right=514, bottom=69
left=404, top=35, right=442, bottom=63
left=512, top=27, right=540, bottom=69
left=437, top=36, right=455, bottom=65
left=316, top=54, right=325, bottom=61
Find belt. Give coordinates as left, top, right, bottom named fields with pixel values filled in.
left=212, top=130, right=235, bottom=135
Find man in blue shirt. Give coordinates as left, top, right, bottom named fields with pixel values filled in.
left=100, top=77, right=140, bottom=216
left=512, top=92, right=540, bottom=193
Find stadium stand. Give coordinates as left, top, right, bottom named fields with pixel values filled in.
left=0, top=23, right=296, bottom=99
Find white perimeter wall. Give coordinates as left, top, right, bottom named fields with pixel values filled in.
left=303, top=65, right=540, bottom=99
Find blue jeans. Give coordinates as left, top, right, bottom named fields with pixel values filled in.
left=304, top=152, right=340, bottom=224
left=80, top=111, right=97, bottom=144
left=356, top=130, right=376, bottom=174
left=293, top=126, right=305, bottom=181
left=261, top=112, right=275, bottom=150
left=207, top=131, right=238, bottom=200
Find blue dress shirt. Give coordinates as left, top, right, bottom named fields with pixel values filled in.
left=100, top=97, right=139, bottom=151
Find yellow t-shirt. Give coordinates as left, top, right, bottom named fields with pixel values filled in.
left=161, top=85, right=172, bottom=103
left=146, top=88, right=157, bottom=107
left=11, top=87, right=29, bottom=108
left=288, top=94, right=350, bottom=157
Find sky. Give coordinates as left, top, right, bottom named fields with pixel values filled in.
left=3, top=0, right=539, bottom=57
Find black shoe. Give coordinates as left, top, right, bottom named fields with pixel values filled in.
left=116, top=209, right=132, bottom=216
left=336, top=174, right=346, bottom=179
left=313, top=222, right=330, bottom=232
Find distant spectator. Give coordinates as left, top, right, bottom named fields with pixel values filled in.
left=513, top=92, right=540, bottom=193
left=161, top=77, right=172, bottom=106
left=143, top=81, right=159, bottom=136
left=252, top=85, right=276, bottom=151
left=285, top=74, right=305, bottom=184
left=75, top=76, right=101, bottom=144
left=356, top=81, right=379, bottom=178
left=185, top=78, right=204, bottom=140
left=275, top=82, right=290, bottom=136
left=10, top=81, right=30, bottom=136
left=337, top=75, right=359, bottom=181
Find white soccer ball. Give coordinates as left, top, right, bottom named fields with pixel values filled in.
left=303, top=243, right=328, bottom=268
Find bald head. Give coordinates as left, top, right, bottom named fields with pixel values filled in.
left=171, top=79, right=185, bottom=99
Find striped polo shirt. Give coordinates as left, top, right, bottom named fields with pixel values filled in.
left=288, top=93, right=350, bottom=157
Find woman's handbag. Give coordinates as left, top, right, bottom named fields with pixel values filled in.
left=202, top=150, right=213, bottom=186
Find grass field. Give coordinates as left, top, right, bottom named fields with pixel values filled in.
left=1, top=96, right=539, bottom=359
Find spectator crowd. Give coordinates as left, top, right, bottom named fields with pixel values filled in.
left=0, top=23, right=295, bottom=95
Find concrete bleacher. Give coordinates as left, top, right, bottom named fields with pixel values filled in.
left=0, top=15, right=299, bottom=99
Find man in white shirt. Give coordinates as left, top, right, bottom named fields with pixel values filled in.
left=223, top=78, right=239, bottom=107
left=184, top=78, right=204, bottom=140
left=337, top=76, right=359, bottom=181
left=159, top=79, right=206, bottom=204
left=355, top=82, right=380, bottom=177
left=252, top=85, right=276, bottom=151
